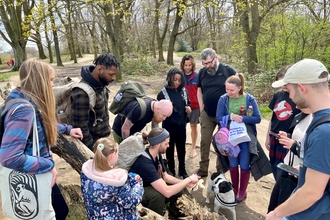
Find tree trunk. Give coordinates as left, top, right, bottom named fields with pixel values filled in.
left=0, top=0, right=34, bottom=70
left=12, top=42, right=27, bottom=71
left=48, top=0, right=63, bottom=66
left=167, top=6, right=184, bottom=65
left=205, top=6, right=217, bottom=50
left=44, top=18, right=53, bottom=63
left=35, top=31, right=47, bottom=59
left=102, top=0, right=134, bottom=81
left=154, top=0, right=169, bottom=62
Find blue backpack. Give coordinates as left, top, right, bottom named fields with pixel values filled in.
left=214, top=115, right=241, bottom=158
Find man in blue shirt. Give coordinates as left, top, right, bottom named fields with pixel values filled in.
left=267, top=59, right=330, bottom=220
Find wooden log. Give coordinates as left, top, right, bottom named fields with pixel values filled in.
left=57, top=184, right=87, bottom=220
left=137, top=204, right=166, bottom=220
left=52, top=133, right=93, bottom=173
left=52, top=135, right=226, bottom=220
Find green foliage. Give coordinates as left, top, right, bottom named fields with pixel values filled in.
left=259, top=103, right=273, bottom=120
left=176, top=38, right=192, bottom=52
left=257, top=9, right=330, bottom=71
left=121, top=56, right=169, bottom=77
left=244, top=70, right=277, bottom=105
left=245, top=70, right=275, bottom=119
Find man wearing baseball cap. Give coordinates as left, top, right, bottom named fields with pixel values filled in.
left=267, top=58, right=330, bottom=220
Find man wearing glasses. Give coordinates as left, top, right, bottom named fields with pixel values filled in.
left=196, top=48, right=237, bottom=177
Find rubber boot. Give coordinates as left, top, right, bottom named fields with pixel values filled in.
left=229, top=166, right=239, bottom=196
left=237, top=169, right=250, bottom=202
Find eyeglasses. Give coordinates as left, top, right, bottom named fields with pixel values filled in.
left=202, top=58, right=215, bottom=66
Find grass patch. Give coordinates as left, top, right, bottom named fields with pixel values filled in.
left=0, top=71, right=18, bottom=82
left=43, top=54, right=73, bottom=63
left=176, top=51, right=201, bottom=58
left=259, top=103, right=272, bottom=120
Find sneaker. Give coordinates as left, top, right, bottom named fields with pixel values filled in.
left=196, top=169, right=208, bottom=178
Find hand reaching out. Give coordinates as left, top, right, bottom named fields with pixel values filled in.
left=70, top=128, right=83, bottom=140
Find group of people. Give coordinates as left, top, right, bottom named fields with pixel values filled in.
left=0, top=48, right=329, bottom=220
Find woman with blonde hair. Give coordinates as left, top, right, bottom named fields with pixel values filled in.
left=0, top=58, right=60, bottom=219
left=81, top=137, right=144, bottom=219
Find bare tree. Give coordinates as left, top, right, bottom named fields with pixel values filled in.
left=48, top=0, right=63, bottom=66
left=234, top=0, right=290, bottom=74
left=167, top=0, right=199, bottom=65
left=0, top=0, right=35, bottom=69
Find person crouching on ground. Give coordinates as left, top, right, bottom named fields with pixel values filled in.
left=129, top=128, right=199, bottom=216
left=81, top=137, right=143, bottom=219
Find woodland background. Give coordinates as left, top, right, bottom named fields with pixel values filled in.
left=0, top=0, right=330, bottom=103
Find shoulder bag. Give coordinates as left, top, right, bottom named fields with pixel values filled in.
left=0, top=104, right=55, bottom=220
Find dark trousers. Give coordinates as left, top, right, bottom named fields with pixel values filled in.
left=163, top=123, right=186, bottom=175
left=142, top=186, right=186, bottom=216
left=267, top=171, right=297, bottom=213
left=52, top=183, right=69, bottom=220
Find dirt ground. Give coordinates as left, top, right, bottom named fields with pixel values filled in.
left=0, top=54, right=275, bottom=220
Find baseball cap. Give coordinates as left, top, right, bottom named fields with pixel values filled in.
left=272, top=59, right=329, bottom=88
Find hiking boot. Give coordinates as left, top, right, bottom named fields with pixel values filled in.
left=196, top=169, right=208, bottom=178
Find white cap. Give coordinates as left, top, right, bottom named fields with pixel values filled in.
left=272, top=59, right=329, bottom=88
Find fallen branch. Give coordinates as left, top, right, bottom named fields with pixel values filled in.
left=52, top=134, right=93, bottom=173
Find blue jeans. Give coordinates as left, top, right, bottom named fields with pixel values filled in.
left=228, top=142, right=250, bottom=170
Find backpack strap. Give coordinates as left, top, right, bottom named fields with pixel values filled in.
left=141, top=150, right=151, bottom=160
left=220, top=115, right=229, bottom=128
left=162, top=87, right=188, bottom=106
left=1, top=99, right=31, bottom=117
left=1, top=98, right=31, bottom=143
left=74, top=82, right=99, bottom=126
left=136, top=97, right=147, bottom=121
left=219, top=63, right=229, bottom=78
left=306, top=115, right=330, bottom=136
left=182, top=87, right=188, bottom=106
left=74, top=82, right=96, bottom=109
left=305, top=115, right=330, bottom=195
left=162, top=87, right=170, bottom=100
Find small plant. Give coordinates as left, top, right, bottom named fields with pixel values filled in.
left=176, top=38, right=192, bottom=52
left=121, top=56, right=155, bottom=76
